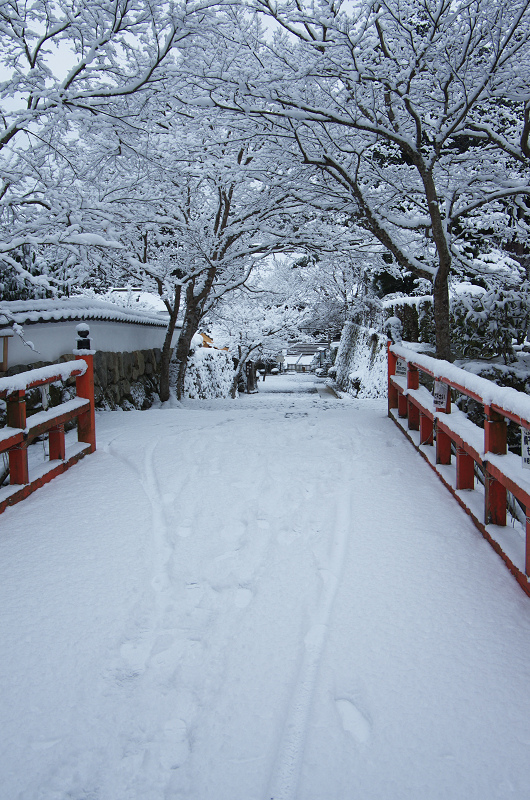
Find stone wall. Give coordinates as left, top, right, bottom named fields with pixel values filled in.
left=333, top=322, right=387, bottom=398
left=0, top=348, right=164, bottom=415
left=92, top=349, right=162, bottom=409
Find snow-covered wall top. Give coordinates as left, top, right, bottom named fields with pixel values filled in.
left=0, top=298, right=180, bottom=369
left=0, top=297, right=169, bottom=327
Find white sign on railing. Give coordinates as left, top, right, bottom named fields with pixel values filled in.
left=522, top=428, right=530, bottom=470
left=395, top=358, right=407, bottom=376
left=433, top=380, right=449, bottom=409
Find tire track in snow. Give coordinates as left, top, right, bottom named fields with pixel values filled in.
left=104, top=436, right=173, bottom=604
left=141, top=437, right=174, bottom=603
left=267, top=465, right=354, bottom=800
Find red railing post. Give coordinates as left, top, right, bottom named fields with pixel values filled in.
left=406, top=364, right=419, bottom=430
left=436, top=425, right=452, bottom=464
left=408, top=400, right=420, bottom=430
left=419, top=413, right=434, bottom=445
left=49, top=424, right=66, bottom=461
left=387, top=342, right=398, bottom=413
left=398, top=390, right=408, bottom=418
left=526, top=517, right=530, bottom=577
left=6, top=390, right=29, bottom=484
left=484, top=407, right=507, bottom=455
left=74, top=322, right=96, bottom=453
left=485, top=474, right=507, bottom=526
left=76, top=353, right=96, bottom=453
left=484, top=405, right=507, bottom=527
left=407, top=363, right=419, bottom=390
left=456, top=446, right=474, bottom=490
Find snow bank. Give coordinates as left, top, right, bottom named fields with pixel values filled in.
left=184, top=348, right=234, bottom=399
left=334, top=323, right=387, bottom=398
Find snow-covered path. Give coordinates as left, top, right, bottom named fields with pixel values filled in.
left=2, top=374, right=530, bottom=800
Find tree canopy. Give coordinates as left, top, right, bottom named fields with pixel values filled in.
left=1, top=0, right=530, bottom=372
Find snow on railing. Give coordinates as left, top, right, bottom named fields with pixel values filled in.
left=0, top=328, right=96, bottom=514
left=388, top=341, right=530, bottom=596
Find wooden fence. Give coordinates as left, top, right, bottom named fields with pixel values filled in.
left=388, top=342, right=530, bottom=595
left=0, top=350, right=95, bottom=514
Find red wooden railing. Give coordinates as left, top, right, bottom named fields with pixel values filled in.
left=0, top=351, right=95, bottom=514
left=388, top=341, right=530, bottom=595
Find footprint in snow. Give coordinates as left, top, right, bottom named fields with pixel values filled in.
left=336, top=699, right=371, bottom=744
left=158, top=718, right=190, bottom=770
left=120, top=637, right=152, bottom=672
left=177, top=522, right=193, bottom=538
left=234, top=587, right=253, bottom=608
left=222, top=521, right=246, bottom=543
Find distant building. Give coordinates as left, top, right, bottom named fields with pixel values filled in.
left=282, top=342, right=330, bottom=373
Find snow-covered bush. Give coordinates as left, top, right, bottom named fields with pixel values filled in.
left=183, top=348, right=234, bottom=399
left=383, top=287, right=530, bottom=363
left=451, top=286, right=530, bottom=364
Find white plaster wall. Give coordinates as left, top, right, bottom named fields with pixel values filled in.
left=6, top=319, right=179, bottom=368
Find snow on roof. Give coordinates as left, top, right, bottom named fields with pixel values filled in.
left=0, top=297, right=170, bottom=328
left=287, top=342, right=329, bottom=355
left=382, top=294, right=432, bottom=308
left=284, top=354, right=315, bottom=366
left=108, top=289, right=169, bottom=314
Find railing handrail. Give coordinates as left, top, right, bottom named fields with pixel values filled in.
left=388, top=340, right=530, bottom=596
left=390, top=343, right=530, bottom=427
left=0, top=341, right=95, bottom=514
left=0, top=360, right=87, bottom=398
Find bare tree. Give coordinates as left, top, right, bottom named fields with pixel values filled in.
left=181, top=0, right=530, bottom=358
left=0, top=0, right=218, bottom=291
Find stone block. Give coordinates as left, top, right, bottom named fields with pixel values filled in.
left=122, top=351, right=134, bottom=380
left=132, top=350, right=145, bottom=380
left=94, top=351, right=108, bottom=389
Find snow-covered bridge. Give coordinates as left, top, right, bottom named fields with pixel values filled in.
left=1, top=374, right=530, bottom=800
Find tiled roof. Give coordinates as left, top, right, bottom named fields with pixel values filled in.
left=0, top=297, right=172, bottom=328
left=286, top=342, right=329, bottom=356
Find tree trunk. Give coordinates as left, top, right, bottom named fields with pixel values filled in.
left=174, top=266, right=219, bottom=400
left=421, top=169, right=453, bottom=361
left=432, top=268, right=451, bottom=361
left=174, top=300, right=202, bottom=401
left=230, top=345, right=255, bottom=398
left=158, top=285, right=182, bottom=403
left=230, top=368, right=241, bottom=399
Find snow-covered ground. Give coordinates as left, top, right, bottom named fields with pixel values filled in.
left=2, top=373, right=530, bottom=800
